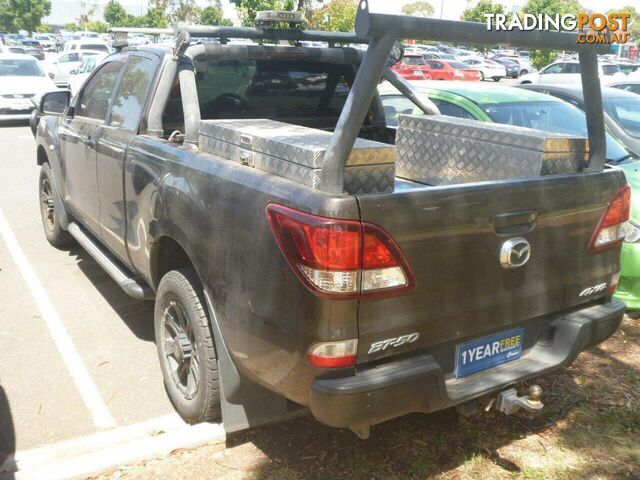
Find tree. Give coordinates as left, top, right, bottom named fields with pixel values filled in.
left=104, top=0, right=129, bottom=26
left=402, top=1, right=434, bottom=17
left=171, top=0, right=201, bottom=23
left=522, top=0, right=583, bottom=69
left=144, top=8, right=169, bottom=28
left=83, top=20, right=109, bottom=32
left=310, top=0, right=357, bottom=32
left=0, top=0, right=51, bottom=34
left=35, top=23, right=54, bottom=33
left=200, top=4, right=232, bottom=26
left=461, top=0, right=504, bottom=23
left=64, top=22, right=79, bottom=31
left=230, top=0, right=294, bottom=26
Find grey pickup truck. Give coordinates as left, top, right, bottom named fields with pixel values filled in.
left=32, top=4, right=628, bottom=438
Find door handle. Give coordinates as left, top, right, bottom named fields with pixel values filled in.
left=83, top=138, right=96, bottom=147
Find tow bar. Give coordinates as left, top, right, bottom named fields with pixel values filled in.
left=496, top=384, right=544, bottom=417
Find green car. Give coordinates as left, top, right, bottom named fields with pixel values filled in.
left=379, top=81, right=639, bottom=308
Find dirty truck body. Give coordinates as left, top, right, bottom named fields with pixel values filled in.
left=34, top=3, right=627, bottom=437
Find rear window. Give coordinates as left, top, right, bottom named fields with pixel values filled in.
left=602, top=64, right=621, bottom=75
left=163, top=57, right=367, bottom=135
left=0, top=59, right=43, bottom=76
left=195, top=59, right=355, bottom=126
left=80, top=44, right=109, bottom=51
left=403, top=56, right=426, bottom=65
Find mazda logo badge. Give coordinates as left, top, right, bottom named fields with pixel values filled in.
left=500, top=237, right=531, bottom=269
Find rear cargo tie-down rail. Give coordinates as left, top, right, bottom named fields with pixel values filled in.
left=320, top=0, right=608, bottom=193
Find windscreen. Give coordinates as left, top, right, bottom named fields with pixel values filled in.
left=481, top=100, right=629, bottom=162
left=447, top=61, right=472, bottom=69
left=604, top=96, right=640, bottom=139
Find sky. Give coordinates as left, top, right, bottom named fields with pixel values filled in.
left=44, top=0, right=640, bottom=27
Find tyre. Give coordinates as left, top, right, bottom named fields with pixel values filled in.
left=479, top=71, right=485, bottom=81
left=39, top=163, right=74, bottom=248
left=520, top=70, right=528, bottom=76
left=520, top=80, right=532, bottom=84
left=493, top=77, right=500, bottom=82
left=155, top=268, right=220, bottom=423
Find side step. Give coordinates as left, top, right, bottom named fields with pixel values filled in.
left=67, top=222, right=155, bottom=300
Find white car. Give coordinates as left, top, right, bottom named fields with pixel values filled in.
left=46, top=50, right=103, bottom=87
left=0, top=54, right=57, bottom=121
left=463, top=58, right=507, bottom=81
left=519, top=61, right=625, bottom=85
left=61, top=39, right=111, bottom=54
left=68, top=53, right=107, bottom=95
left=33, top=34, right=56, bottom=52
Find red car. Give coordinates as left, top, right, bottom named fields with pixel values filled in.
left=392, top=54, right=431, bottom=80
left=424, top=59, right=481, bottom=81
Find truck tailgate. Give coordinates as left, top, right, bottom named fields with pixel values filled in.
left=355, top=169, right=626, bottom=365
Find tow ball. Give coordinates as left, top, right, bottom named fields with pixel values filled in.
left=495, top=384, right=544, bottom=417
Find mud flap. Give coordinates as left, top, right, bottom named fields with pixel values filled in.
left=203, top=291, right=306, bottom=433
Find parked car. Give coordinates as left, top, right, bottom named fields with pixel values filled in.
left=0, top=54, right=56, bottom=121
left=33, top=34, right=57, bottom=52
left=19, top=39, right=45, bottom=60
left=31, top=10, right=628, bottom=439
left=424, top=59, right=481, bottom=81
left=493, top=57, right=520, bottom=78
left=609, top=80, right=640, bottom=96
left=68, top=53, right=107, bottom=94
left=392, top=53, right=431, bottom=80
left=47, top=50, right=103, bottom=87
left=518, top=61, right=624, bottom=84
left=0, top=45, right=27, bottom=55
left=494, top=56, right=534, bottom=76
left=61, top=40, right=111, bottom=54
left=462, top=58, right=506, bottom=81
left=518, top=84, right=640, bottom=157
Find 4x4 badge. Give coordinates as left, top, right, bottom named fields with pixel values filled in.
left=500, top=238, right=531, bottom=269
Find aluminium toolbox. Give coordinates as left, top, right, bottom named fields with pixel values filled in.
left=395, top=114, right=589, bottom=186
left=198, top=119, right=396, bottom=194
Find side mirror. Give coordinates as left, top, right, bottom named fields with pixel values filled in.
left=69, top=69, right=77, bottom=75
left=48, top=71, right=55, bottom=79
left=39, top=90, right=71, bottom=116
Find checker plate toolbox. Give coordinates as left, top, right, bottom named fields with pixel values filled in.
left=395, top=114, right=589, bottom=186
left=199, top=119, right=396, bottom=194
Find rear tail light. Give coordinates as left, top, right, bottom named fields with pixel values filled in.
left=588, top=185, right=631, bottom=253
left=265, top=204, right=415, bottom=299
left=307, top=339, right=358, bottom=368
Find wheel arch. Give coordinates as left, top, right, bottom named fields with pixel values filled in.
left=150, top=235, right=200, bottom=291
left=37, top=144, right=48, bottom=165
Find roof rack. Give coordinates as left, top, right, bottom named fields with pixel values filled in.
left=319, top=0, right=608, bottom=193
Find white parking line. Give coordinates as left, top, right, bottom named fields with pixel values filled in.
left=0, top=208, right=116, bottom=429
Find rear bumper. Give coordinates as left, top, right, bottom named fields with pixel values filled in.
left=309, top=300, right=625, bottom=429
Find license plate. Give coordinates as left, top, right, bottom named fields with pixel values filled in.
left=413, top=70, right=422, bottom=75
left=455, top=328, right=524, bottom=379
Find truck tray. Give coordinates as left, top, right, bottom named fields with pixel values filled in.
left=199, top=119, right=396, bottom=194
left=395, top=115, right=588, bottom=186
